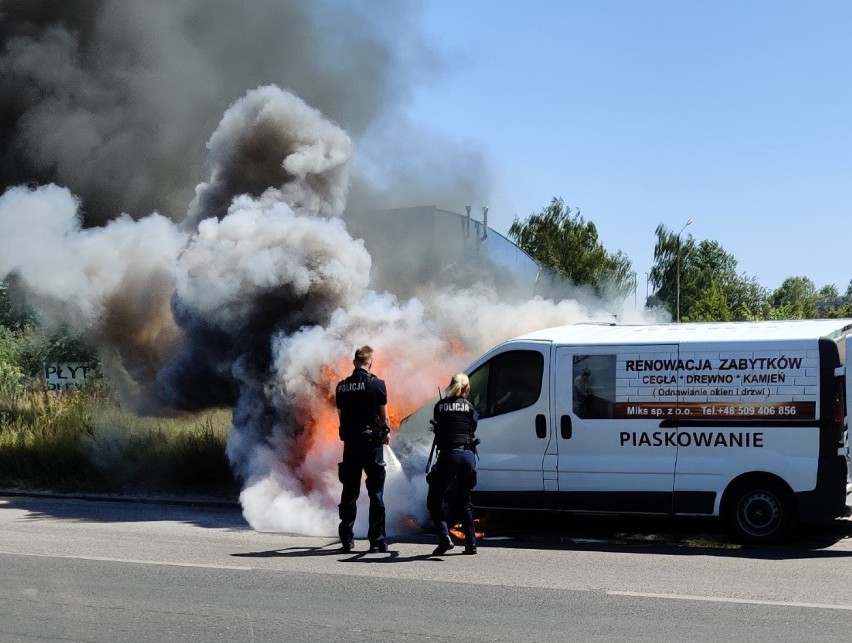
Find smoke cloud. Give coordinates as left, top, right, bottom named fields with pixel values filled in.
left=0, top=0, right=478, bottom=223
left=0, top=2, right=644, bottom=537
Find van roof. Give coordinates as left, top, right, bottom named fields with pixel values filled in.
left=515, top=319, right=852, bottom=346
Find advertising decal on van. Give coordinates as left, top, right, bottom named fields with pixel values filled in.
left=589, top=349, right=817, bottom=421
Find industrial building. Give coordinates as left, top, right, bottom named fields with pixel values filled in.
left=343, top=206, right=542, bottom=297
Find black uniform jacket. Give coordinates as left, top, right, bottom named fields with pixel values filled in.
left=336, top=367, right=388, bottom=441
left=432, top=395, right=478, bottom=451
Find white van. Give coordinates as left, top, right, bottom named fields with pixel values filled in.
left=423, top=319, right=852, bottom=542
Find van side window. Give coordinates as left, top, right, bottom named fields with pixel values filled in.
left=572, top=354, right=616, bottom=419
left=468, top=350, right=544, bottom=418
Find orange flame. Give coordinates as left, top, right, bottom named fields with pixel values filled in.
left=449, top=518, right=485, bottom=540
left=305, top=356, right=414, bottom=447
left=448, top=338, right=466, bottom=356
left=303, top=347, right=454, bottom=453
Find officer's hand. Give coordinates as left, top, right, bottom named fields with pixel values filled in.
left=381, top=432, right=390, bottom=445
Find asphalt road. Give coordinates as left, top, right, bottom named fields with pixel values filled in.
left=1, top=494, right=850, bottom=642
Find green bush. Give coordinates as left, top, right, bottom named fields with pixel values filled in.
left=1, top=287, right=238, bottom=498
left=0, top=389, right=108, bottom=491
left=0, top=361, right=26, bottom=396
left=81, top=405, right=237, bottom=496
left=0, top=385, right=237, bottom=497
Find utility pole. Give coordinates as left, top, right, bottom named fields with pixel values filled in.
left=676, top=218, right=693, bottom=322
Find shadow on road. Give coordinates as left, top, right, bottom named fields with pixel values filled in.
left=0, top=491, right=246, bottom=530
left=231, top=544, right=437, bottom=564
left=2, top=492, right=849, bottom=560
left=475, top=509, right=852, bottom=560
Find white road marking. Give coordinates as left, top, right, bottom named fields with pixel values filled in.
left=608, top=590, right=852, bottom=611
left=0, top=550, right=253, bottom=571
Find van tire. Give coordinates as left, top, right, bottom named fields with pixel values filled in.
left=726, top=479, right=793, bottom=544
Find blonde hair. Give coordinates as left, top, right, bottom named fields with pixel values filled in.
left=444, top=372, right=470, bottom=398
left=353, top=345, right=374, bottom=367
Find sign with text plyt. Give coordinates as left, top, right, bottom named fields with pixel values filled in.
left=43, top=362, right=98, bottom=391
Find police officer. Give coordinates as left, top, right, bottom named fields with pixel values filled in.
left=427, top=372, right=479, bottom=556
left=335, top=345, right=389, bottom=553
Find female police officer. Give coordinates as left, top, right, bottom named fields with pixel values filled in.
left=427, top=372, right=479, bottom=556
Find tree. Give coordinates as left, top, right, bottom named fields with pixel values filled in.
left=649, top=224, right=768, bottom=321
left=0, top=279, right=36, bottom=331
left=826, top=280, right=852, bottom=318
left=769, top=277, right=819, bottom=319
left=508, top=198, right=634, bottom=297
left=814, top=284, right=841, bottom=317
left=727, top=275, right=771, bottom=320
left=0, top=278, right=98, bottom=383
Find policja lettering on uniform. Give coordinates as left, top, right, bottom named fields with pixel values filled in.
left=337, top=381, right=366, bottom=393
left=438, top=401, right=470, bottom=413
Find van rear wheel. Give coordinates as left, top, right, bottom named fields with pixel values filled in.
left=727, top=481, right=792, bottom=543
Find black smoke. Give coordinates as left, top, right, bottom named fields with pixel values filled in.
left=0, top=0, right=482, bottom=226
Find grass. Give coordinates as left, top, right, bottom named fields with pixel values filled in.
left=0, top=385, right=238, bottom=498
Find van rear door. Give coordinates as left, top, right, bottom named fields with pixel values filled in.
left=846, top=336, right=852, bottom=500
left=553, top=344, right=679, bottom=513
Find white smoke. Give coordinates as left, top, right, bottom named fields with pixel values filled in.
left=0, top=184, right=184, bottom=327
left=176, top=198, right=370, bottom=333
left=0, top=84, right=646, bottom=539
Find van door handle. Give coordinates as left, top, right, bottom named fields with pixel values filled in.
left=560, top=415, right=572, bottom=439
left=535, top=414, right=546, bottom=438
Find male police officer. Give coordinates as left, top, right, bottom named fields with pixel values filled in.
left=427, top=372, right=479, bottom=556
left=335, top=345, right=389, bottom=553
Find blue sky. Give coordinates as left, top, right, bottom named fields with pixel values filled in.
left=406, top=1, right=852, bottom=295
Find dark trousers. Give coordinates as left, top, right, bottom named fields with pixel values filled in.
left=338, top=441, right=386, bottom=546
left=426, top=448, right=477, bottom=547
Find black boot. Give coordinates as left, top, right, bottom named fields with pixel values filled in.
left=432, top=538, right=455, bottom=556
